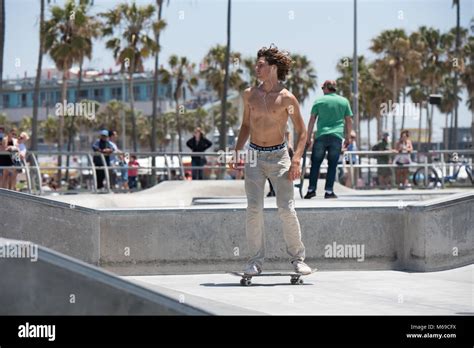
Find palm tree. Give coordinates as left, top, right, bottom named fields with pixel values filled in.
left=416, top=26, right=447, bottom=145
left=461, top=27, right=474, bottom=148
left=441, top=26, right=468, bottom=148
left=95, top=99, right=126, bottom=134
left=200, top=45, right=244, bottom=142
left=44, top=0, right=94, bottom=183
left=161, top=55, right=198, bottom=152
left=100, top=2, right=163, bottom=152
left=31, top=0, right=48, bottom=151
left=285, top=54, right=318, bottom=105
left=40, top=116, right=59, bottom=145
left=201, top=45, right=244, bottom=99
left=150, top=0, right=168, bottom=185
left=370, top=29, right=422, bottom=145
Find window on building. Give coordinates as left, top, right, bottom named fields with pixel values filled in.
left=79, top=89, right=88, bottom=99
left=111, top=87, right=122, bottom=100
left=94, top=89, right=104, bottom=102
left=21, top=93, right=27, bottom=107
left=2, top=94, right=9, bottom=108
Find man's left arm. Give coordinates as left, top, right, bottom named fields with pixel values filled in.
left=287, top=94, right=307, bottom=180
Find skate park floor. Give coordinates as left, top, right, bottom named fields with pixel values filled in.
left=47, top=179, right=470, bottom=209
left=124, top=264, right=473, bottom=315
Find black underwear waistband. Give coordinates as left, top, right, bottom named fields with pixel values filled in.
left=249, top=142, right=286, bottom=152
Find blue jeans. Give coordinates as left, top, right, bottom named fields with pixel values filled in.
left=308, top=134, right=343, bottom=192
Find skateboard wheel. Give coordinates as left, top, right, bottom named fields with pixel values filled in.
left=297, top=278, right=304, bottom=285
left=244, top=279, right=251, bottom=286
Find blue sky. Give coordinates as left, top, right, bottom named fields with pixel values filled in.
left=4, top=0, right=474, bottom=142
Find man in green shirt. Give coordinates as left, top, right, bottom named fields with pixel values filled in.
left=304, top=80, right=353, bottom=199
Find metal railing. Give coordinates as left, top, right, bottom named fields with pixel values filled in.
left=0, top=148, right=472, bottom=194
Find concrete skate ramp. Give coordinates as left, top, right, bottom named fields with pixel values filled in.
left=0, top=187, right=473, bottom=274
left=0, top=238, right=208, bottom=315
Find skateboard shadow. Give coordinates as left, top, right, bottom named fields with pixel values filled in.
left=200, top=282, right=313, bottom=287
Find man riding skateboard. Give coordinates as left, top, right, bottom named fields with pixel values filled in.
left=304, top=80, right=353, bottom=199
left=231, top=45, right=311, bottom=276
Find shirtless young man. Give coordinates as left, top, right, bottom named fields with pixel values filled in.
left=232, top=45, right=311, bottom=275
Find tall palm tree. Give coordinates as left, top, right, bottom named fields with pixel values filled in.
left=370, top=29, right=422, bottom=145
left=150, top=0, right=168, bottom=185
left=285, top=54, right=317, bottom=105
left=461, top=28, right=474, bottom=148
left=44, top=0, right=96, bottom=183
left=65, top=0, right=100, bottom=182
left=200, top=44, right=244, bottom=141
left=40, top=115, right=59, bottom=145
left=200, top=45, right=244, bottom=100
left=32, top=0, right=48, bottom=151
left=100, top=2, right=164, bottom=152
left=417, top=26, right=446, bottom=145
left=442, top=26, right=468, bottom=148
left=162, top=55, right=198, bottom=152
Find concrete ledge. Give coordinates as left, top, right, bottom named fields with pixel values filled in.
left=0, top=189, right=100, bottom=265
left=0, top=238, right=208, bottom=315
left=1, top=188, right=473, bottom=274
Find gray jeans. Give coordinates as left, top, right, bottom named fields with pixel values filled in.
left=244, top=147, right=306, bottom=267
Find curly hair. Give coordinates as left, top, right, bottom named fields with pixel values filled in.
left=257, top=44, right=293, bottom=81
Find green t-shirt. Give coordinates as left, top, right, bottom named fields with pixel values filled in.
left=311, top=93, right=353, bottom=140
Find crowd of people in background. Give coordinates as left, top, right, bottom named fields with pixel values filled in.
left=0, top=122, right=416, bottom=193
left=0, top=126, right=30, bottom=191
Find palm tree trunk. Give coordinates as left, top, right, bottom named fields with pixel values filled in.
left=444, top=112, right=449, bottom=149
left=57, top=65, right=67, bottom=187
left=450, top=106, right=455, bottom=148
left=175, top=100, right=182, bottom=152
left=31, top=0, right=45, bottom=152
left=65, top=59, right=83, bottom=183
left=376, top=112, right=382, bottom=142
left=150, top=0, right=164, bottom=186
left=416, top=104, right=424, bottom=155
left=367, top=114, right=371, bottom=150
left=401, top=86, right=406, bottom=131
left=391, top=68, right=397, bottom=146
left=428, top=104, right=434, bottom=146
left=129, top=67, right=137, bottom=153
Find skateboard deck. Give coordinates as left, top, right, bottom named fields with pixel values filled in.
left=229, top=269, right=317, bottom=286
left=294, top=147, right=308, bottom=199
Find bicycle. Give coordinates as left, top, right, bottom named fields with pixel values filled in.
left=413, top=155, right=474, bottom=189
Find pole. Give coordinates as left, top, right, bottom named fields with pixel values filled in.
left=352, top=0, right=358, bottom=142
left=122, top=72, right=126, bottom=151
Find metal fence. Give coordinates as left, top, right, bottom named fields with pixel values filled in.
left=0, top=148, right=473, bottom=194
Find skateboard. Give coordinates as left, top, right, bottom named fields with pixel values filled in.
left=294, top=146, right=308, bottom=198
left=229, top=269, right=317, bottom=286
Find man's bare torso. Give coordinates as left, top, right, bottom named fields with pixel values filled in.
left=247, top=85, right=291, bottom=147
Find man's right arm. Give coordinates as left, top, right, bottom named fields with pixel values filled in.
left=234, top=88, right=251, bottom=151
